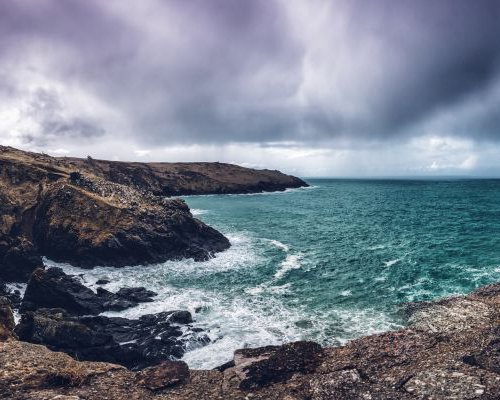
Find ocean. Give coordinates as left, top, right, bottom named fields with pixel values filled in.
left=47, top=178, right=500, bottom=369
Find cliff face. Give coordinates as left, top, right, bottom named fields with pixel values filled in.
left=0, top=146, right=306, bottom=279
left=1, top=282, right=499, bottom=399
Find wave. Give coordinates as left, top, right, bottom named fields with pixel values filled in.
left=367, top=244, right=387, bottom=251
left=6, top=282, right=27, bottom=324
left=191, top=208, right=209, bottom=216
left=267, top=239, right=290, bottom=252
left=274, top=254, right=303, bottom=279
left=384, top=258, right=401, bottom=267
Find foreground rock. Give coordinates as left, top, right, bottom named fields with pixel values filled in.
left=15, top=307, right=208, bottom=370
left=2, top=283, right=500, bottom=399
left=20, top=267, right=157, bottom=314
left=0, top=297, right=15, bottom=340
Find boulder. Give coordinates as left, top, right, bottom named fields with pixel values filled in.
left=20, top=267, right=158, bottom=314
left=15, top=308, right=209, bottom=370
left=135, top=361, right=190, bottom=390
left=115, top=287, right=157, bottom=303
left=225, top=341, right=324, bottom=390
left=0, top=297, right=15, bottom=341
left=21, top=268, right=104, bottom=315
left=0, top=235, right=44, bottom=282
left=96, top=287, right=137, bottom=311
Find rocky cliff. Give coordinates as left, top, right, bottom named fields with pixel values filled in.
left=0, top=146, right=306, bottom=280
left=1, top=282, right=499, bottom=399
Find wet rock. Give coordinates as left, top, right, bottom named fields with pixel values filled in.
left=96, top=287, right=137, bottom=311
left=96, top=286, right=158, bottom=311
left=115, top=287, right=157, bottom=303
left=168, top=310, right=193, bottom=324
left=0, top=235, right=44, bottom=282
left=20, top=268, right=104, bottom=315
left=226, top=341, right=324, bottom=390
left=136, top=361, right=190, bottom=390
left=21, top=268, right=157, bottom=314
left=16, top=308, right=207, bottom=370
left=96, top=278, right=110, bottom=285
left=0, top=296, right=15, bottom=341
left=0, top=279, right=22, bottom=309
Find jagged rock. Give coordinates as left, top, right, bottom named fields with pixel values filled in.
left=15, top=308, right=209, bottom=370
left=167, top=310, right=193, bottom=324
left=0, top=297, right=15, bottom=341
left=3, top=283, right=500, bottom=399
left=32, top=183, right=230, bottom=267
left=20, top=268, right=158, bottom=314
left=96, top=278, right=110, bottom=285
left=0, top=340, right=123, bottom=399
left=96, top=287, right=137, bottom=311
left=21, top=268, right=104, bottom=315
left=0, top=235, right=44, bottom=282
left=1, top=146, right=304, bottom=273
left=136, top=361, right=190, bottom=390
left=115, top=287, right=157, bottom=303
left=225, top=341, right=324, bottom=390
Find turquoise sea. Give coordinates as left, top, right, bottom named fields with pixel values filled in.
left=51, top=179, right=500, bottom=369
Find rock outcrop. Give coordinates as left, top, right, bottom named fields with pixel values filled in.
left=20, top=267, right=157, bottom=314
left=2, top=283, right=500, bottom=399
left=0, top=146, right=306, bottom=279
left=15, top=307, right=208, bottom=370
left=0, top=296, right=15, bottom=341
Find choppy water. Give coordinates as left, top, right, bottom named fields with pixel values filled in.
left=48, top=179, right=500, bottom=369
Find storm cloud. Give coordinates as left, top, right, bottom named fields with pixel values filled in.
left=0, top=0, right=499, bottom=175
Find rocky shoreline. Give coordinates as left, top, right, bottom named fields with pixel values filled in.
left=0, top=146, right=307, bottom=280
left=1, top=279, right=500, bottom=399
left=3, top=146, right=498, bottom=398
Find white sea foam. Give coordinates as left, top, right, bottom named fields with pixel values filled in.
left=6, top=283, right=27, bottom=324
left=367, top=244, right=387, bottom=251
left=191, top=208, right=209, bottom=216
left=384, top=258, right=400, bottom=267
left=268, top=239, right=290, bottom=252
left=41, top=228, right=401, bottom=371
left=323, top=308, right=404, bottom=345
left=274, top=254, right=303, bottom=279
left=340, top=290, right=352, bottom=297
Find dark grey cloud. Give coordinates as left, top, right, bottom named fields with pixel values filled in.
left=0, top=0, right=499, bottom=149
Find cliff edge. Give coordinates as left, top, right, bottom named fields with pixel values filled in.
left=1, top=282, right=499, bottom=399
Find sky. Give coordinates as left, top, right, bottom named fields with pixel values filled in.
left=1, top=0, right=500, bottom=177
